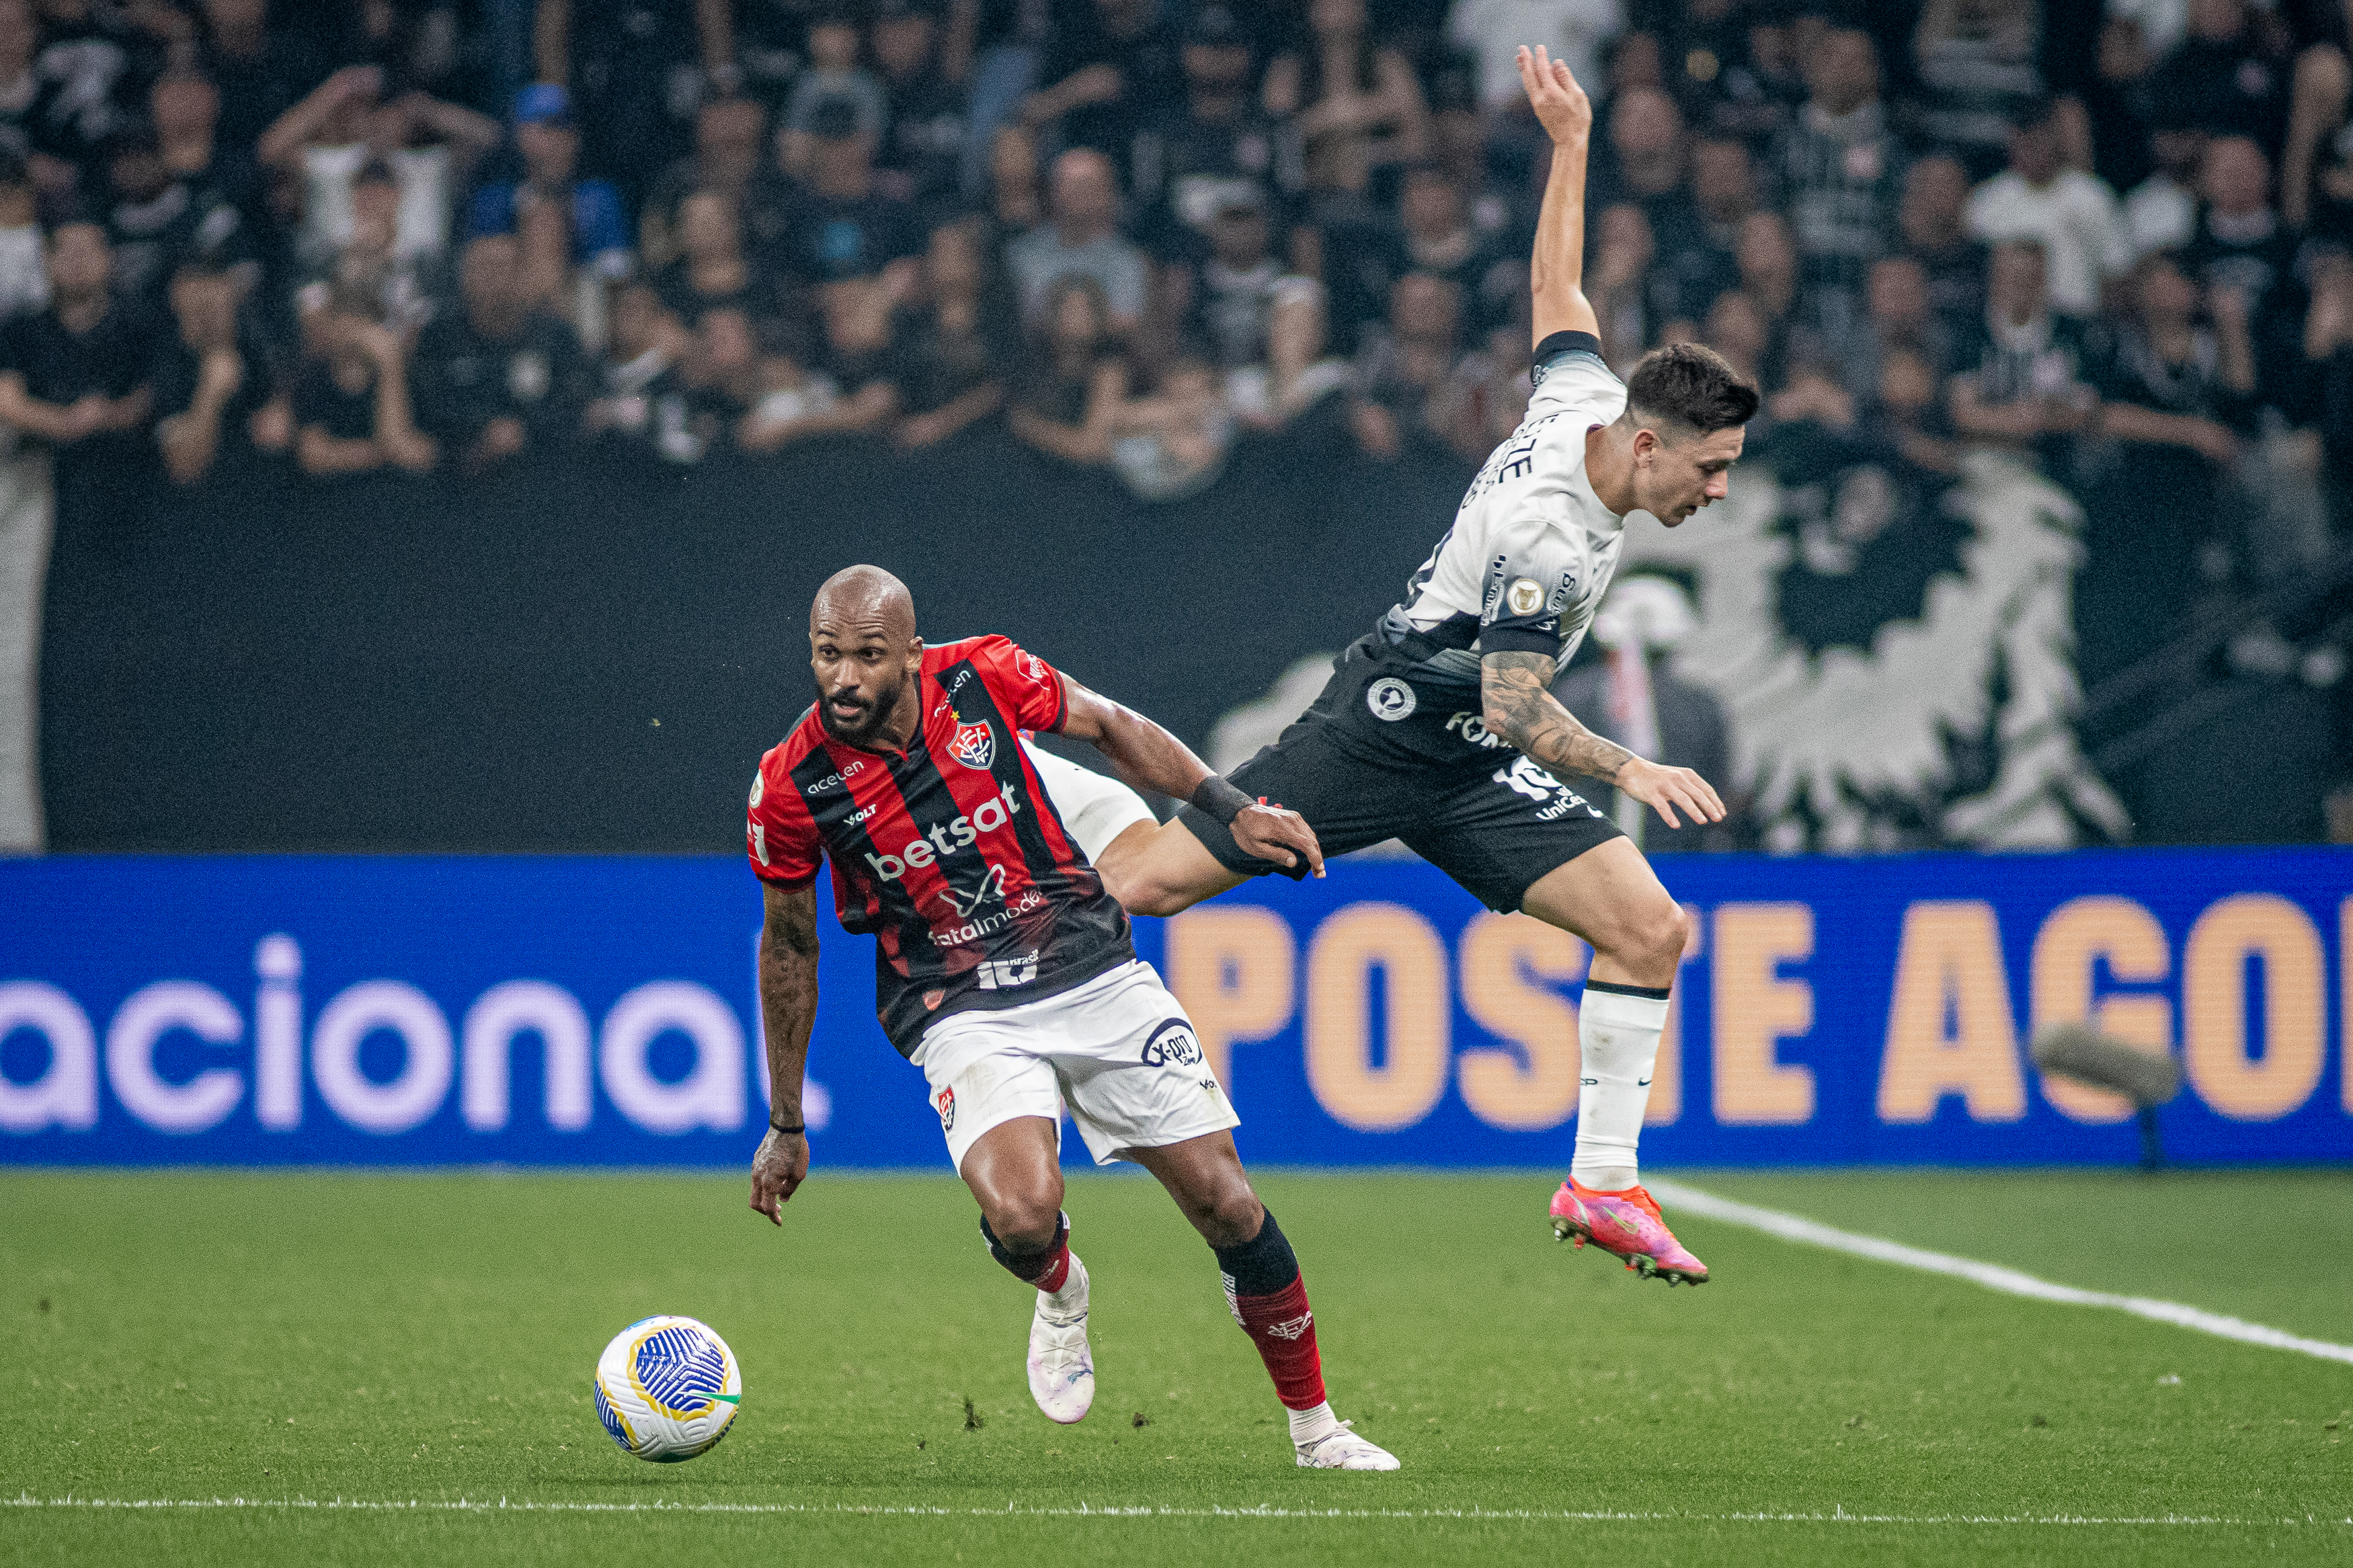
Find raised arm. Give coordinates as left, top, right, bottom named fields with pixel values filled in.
left=748, top=878, right=820, bottom=1223
left=1058, top=676, right=1324, bottom=877
left=1519, top=44, right=1599, bottom=347
left=1480, top=649, right=1725, bottom=830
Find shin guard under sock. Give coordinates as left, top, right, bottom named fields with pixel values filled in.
left=1213, top=1208, right=1326, bottom=1411
left=981, top=1210, right=1072, bottom=1294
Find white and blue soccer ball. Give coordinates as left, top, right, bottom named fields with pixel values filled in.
left=592, top=1315, right=742, bottom=1462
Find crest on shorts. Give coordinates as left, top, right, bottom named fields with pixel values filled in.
left=934, top=1085, right=955, bottom=1131
left=949, top=720, right=995, bottom=770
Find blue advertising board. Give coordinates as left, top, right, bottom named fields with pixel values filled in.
left=3, top=850, right=2349, bottom=1168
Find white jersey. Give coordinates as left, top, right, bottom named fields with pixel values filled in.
left=1377, top=334, right=1628, bottom=692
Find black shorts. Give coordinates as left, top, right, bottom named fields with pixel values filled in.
left=1178, top=640, right=1624, bottom=913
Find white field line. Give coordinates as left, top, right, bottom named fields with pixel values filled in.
left=5, top=1495, right=2350, bottom=1528
left=1644, top=1179, right=2353, bottom=1366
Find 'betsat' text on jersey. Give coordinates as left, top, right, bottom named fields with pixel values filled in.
left=746, top=636, right=1133, bottom=1055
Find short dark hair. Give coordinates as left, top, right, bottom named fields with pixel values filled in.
left=1624, top=343, right=1758, bottom=436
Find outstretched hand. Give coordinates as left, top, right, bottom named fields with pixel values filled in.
left=1616, top=757, right=1725, bottom=831
left=1230, top=800, right=1326, bottom=878
left=748, top=1128, right=809, bottom=1224
left=1517, top=44, right=1591, bottom=147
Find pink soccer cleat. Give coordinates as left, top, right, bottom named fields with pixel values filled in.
left=1550, top=1180, right=1709, bottom=1286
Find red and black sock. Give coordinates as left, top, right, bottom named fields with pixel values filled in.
left=1214, top=1207, right=1326, bottom=1411
left=981, top=1210, right=1072, bottom=1294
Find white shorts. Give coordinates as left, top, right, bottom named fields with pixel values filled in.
left=914, top=960, right=1240, bottom=1171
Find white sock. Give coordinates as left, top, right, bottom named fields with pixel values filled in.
left=1041, top=1253, right=1088, bottom=1323
left=1572, top=983, right=1671, bottom=1190
left=1288, top=1400, right=1341, bottom=1446
left=1021, top=741, right=1156, bottom=862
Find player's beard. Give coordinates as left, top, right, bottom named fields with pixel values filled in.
left=817, top=670, right=907, bottom=748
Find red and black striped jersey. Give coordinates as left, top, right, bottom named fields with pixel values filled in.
left=746, top=635, right=1133, bottom=1056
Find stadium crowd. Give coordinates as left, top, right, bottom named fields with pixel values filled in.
left=0, top=0, right=2346, bottom=506
left=7, top=0, right=2353, bottom=850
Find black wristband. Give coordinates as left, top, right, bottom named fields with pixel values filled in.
left=1191, top=774, right=1254, bottom=825
left=768, top=1116, right=805, bottom=1136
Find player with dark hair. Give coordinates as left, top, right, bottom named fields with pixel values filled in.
left=1088, top=46, right=1759, bottom=1286
left=744, top=565, right=1396, bottom=1470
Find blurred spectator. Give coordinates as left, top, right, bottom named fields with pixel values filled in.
left=781, top=7, right=889, bottom=179
left=1347, top=269, right=1462, bottom=460
left=680, top=303, right=771, bottom=454
left=1109, top=341, right=1232, bottom=499
left=1874, top=343, right=1963, bottom=474
left=1128, top=3, right=1297, bottom=255
left=26, top=0, right=160, bottom=174
left=1841, top=255, right=1953, bottom=403
left=1228, top=274, right=1349, bottom=433
left=1006, top=147, right=1147, bottom=332
left=1007, top=272, right=1125, bottom=464
left=1733, top=209, right=1799, bottom=384
left=2146, top=0, right=2286, bottom=151
left=0, top=222, right=151, bottom=473
left=1392, top=163, right=1517, bottom=332
left=1771, top=26, right=1901, bottom=349
left=2083, top=15, right=2159, bottom=197
left=891, top=214, right=1013, bottom=449
left=1964, top=98, right=2131, bottom=318
left=98, top=118, right=249, bottom=309
left=0, top=147, right=46, bottom=321
left=2182, top=134, right=2298, bottom=386
left=294, top=157, right=447, bottom=338
left=153, top=67, right=259, bottom=237
left=1160, top=182, right=1281, bottom=370
left=2309, top=253, right=2353, bottom=529
left=983, top=120, right=1043, bottom=237
left=2286, top=23, right=2353, bottom=239
left=1265, top=0, right=1427, bottom=226
left=411, top=233, right=592, bottom=473
left=811, top=274, right=905, bottom=434
left=1592, top=85, right=1691, bottom=249
left=2096, top=249, right=2254, bottom=460
left=872, top=0, right=971, bottom=212
left=643, top=97, right=773, bottom=268
left=1588, top=200, right=1657, bottom=368
left=2126, top=124, right=2204, bottom=258
left=152, top=256, right=284, bottom=485
left=466, top=85, right=631, bottom=286
left=1673, top=0, right=1798, bottom=146
left=960, top=0, right=1057, bottom=198
left=200, top=0, right=327, bottom=156
left=0, top=2, right=56, bottom=200
left=264, top=65, right=500, bottom=270
left=1900, top=151, right=1988, bottom=328
left=1022, top=0, right=1182, bottom=161
left=1696, top=286, right=1765, bottom=389
left=1447, top=0, right=1624, bottom=118
left=1909, top=0, right=2045, bottom=177
left=1948, top=237, right=2100, bottom=471
left=292, top=302, right=436, bottom=476
left=778, top=97, right=922, bottom=292
left=545, top=0, right=707, bottom=208
left=654, top=188, right=762, bottom=325
left=583, top=278, right=697, bottom=461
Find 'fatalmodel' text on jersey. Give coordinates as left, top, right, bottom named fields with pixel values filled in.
left=746, top=636, right=1133, bottom=1055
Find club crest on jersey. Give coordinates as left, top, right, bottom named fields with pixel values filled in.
left=1366, top=677, right=1417, bottom=722
left=949, top=720, right=995, bottom=770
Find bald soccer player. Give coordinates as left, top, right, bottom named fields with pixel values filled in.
left=744, top=567, right=1396, bottom=1471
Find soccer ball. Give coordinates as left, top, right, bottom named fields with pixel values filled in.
left=592, top=1315, right=742, bottom=1462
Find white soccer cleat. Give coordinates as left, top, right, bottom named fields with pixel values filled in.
left=1026, top=1255, right=1095, bottom=1425
left=1295, top=1419, right=1400, bottom=1471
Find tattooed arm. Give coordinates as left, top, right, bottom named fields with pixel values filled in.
left=748, top=880, right=819, bottom=1223
left=1481, top=650, right=1726, bottom=829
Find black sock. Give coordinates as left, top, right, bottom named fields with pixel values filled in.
left=1212, top=1206, right=1300, bottom=1296
left=980, top=1210, right=1068, bottom=1284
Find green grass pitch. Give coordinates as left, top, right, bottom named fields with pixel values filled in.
left=5, top=1167, right=2350, bottom=1567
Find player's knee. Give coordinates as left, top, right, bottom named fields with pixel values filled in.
left=1611, top=899, right=1687, bottom=977
left=1201, top=1186, right=1267, bottom=1249
left=983, top=1192, right=1063, bottom=1255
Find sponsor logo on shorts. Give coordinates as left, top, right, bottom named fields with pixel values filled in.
left=1021, top=652, right=1051, bottom=685
left=1366, top=677, right=1417, bottom=722
left=974, top=950, right=1041, bottom=990
left=949, top=720, right=995, bottom=771
left=1445, top=710, right=1511, bottom=749
left=1142, top=1019, right=1203, bottom=1068
left=934, top=1085, right=955, bottom=1132
left=1494, top=755, right=1606, bottom=821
